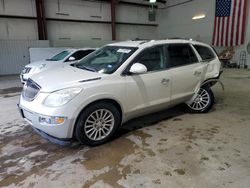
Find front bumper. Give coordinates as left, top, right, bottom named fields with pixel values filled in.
left=18, top=103, right=75, bottom=140
left=32, top=127, right=73, bottom=146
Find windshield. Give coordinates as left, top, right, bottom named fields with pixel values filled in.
left=74, top=46, right=137, bottom=74
left=47, top=51, right=71, bottom=61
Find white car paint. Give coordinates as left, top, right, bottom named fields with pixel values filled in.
left=18, top=39, right=221, bottom=141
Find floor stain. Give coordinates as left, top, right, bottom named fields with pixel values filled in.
left=0, top=87, right=22, bottom=95
left=83, top=137, right=135, bottom=187
left=173, top=169, right=186, bottom=175
left=152, top=179, right=161, bottom=184
left=164, top=171, right=172, bottom=176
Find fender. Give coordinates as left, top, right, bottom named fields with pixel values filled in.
left=201, top=70, right=224, bottom=90
left=186, top=70, right=224, bottom=105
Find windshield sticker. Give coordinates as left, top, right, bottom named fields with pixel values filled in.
left=117, top=49, right=131, bottom=53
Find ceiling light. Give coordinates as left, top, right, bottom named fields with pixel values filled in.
left=192, top=14, right=206, bottom=20
left=150, top=0, right=157, bottom=3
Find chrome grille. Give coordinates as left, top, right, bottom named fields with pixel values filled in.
left=22, top=67, right=32, bottom=74
left=22, top=79, right=41, bottom=101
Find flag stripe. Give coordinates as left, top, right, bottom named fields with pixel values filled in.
left=216, top=17, right=221, bottom=46
left=236, top=0, right=241, bottom=45
left=225, top=16, right=230, bottom=46
left=241, top=0, right=247, bottom=44
left=230, top=0, right=237, bottom=46
left=238, top=0, right=244, bottom=44
left=220, top=17, right=225, bottom=46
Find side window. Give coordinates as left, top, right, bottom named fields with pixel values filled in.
left=135, top=46, right=165, bottom=72
left=193, top=45, right=216, bottom=61
left=166, top=44, right=198, bottom=68
left=66, top=50, right=94, bottom=62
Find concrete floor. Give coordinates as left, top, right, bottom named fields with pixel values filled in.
left=0, top=69, right=250, bottom=188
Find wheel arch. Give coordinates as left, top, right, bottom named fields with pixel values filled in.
left=72, top=98, right=123, bottom=138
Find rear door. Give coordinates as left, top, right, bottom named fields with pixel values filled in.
left=167, top=44, right=204, bottom=103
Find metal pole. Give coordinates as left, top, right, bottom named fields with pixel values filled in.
left=40, top=0, right=48, bottom=40
left=111, top=0, right=116, bottom=41
left=35, top=0, right=47, bottom=40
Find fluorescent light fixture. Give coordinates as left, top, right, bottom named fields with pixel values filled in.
left=150, top=0, right=156, bottom=3
left=192, top=14, right=206, bottom=20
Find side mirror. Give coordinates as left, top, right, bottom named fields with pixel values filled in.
left=129, top=63, right=147, bottom=74
left=68, top=56, right=76, bottom=61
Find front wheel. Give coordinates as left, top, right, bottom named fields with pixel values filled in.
left=75, top=102, right=121, bottom=146
left=186, top=86, right=214, bottom=113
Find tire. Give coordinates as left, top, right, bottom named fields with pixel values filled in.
left=75, top=102, right=121, bottom=146
left=186, top=86, right=214, bottom=113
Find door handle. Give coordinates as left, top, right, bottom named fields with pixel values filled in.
left=194, top=71, right=201, bottom=76
left=161, top=78, right=170, bottom=85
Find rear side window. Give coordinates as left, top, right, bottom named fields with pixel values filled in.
left=193, top=45, right=216, bottom=61
left=166, top=44, right=198, bottom=68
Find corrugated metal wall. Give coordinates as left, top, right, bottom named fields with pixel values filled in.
left=0, top=40, right=49, bottom=75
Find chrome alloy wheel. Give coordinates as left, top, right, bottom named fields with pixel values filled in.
left=84, top=109, right=115, bottom=141
left=188, top=88, right=210, bottom=111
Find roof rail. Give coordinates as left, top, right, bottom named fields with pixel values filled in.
left=131, top=38, right=150, bottom=41
left=167, top=37, right=194, bottom=41
left=130, top=38, right=154, bottom=45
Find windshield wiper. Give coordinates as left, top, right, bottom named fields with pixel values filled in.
left=75, top=64, right=97, bottom=72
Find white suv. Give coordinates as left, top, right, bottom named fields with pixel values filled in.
left=18, top=39, right=222, bottom=146
left=20, top=48, right=95, bottom=84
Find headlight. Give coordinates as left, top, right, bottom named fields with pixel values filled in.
left=38, top=64, right=46, bottom=69
left=44, top=88, right=82, bottom=107
left=33, top=64, right=46, bottom=73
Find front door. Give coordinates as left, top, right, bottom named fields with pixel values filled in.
left=124, top=45, right=171, bottom=117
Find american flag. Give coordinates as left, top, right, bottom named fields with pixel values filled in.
left=212, top=0, right=248, bottom=47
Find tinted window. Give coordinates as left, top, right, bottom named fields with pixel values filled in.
left=66, top=50, right=94, bottom=62
left=166, top=44, right=198, bottom=68
left=193, top=45, right=216, bottom=60
left=135, top=46, right=165, bottom=72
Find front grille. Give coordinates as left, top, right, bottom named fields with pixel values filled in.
left=22, top=79, right=41, bottom=101
left=22, top=67, right=32, bottom=74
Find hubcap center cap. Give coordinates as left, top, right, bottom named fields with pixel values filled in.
left=96, top=121, right=102, bottom=127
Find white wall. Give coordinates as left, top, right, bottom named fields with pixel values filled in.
left=0, top=0, right=36, bottom=16
left=0, top=0, right=158, bottom=41
left=158, top=0, right=250, bottom=67
left=0, top=18, right=38, bottom=40
left=0, top=0, right=38, bottom=40
left=0, top=40, right=49, bottom=75
left=158, top=0, right=215, bottom=43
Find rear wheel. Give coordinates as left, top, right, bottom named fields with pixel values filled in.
left=75, top=102, right=121, bottom=146
left=187, top=86, right=214, bottom=113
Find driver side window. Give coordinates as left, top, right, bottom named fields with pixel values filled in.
left=135, top=46, right=165, bottom=72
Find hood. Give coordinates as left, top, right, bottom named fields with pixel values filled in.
left=26, top=60, right=63, bottom=69
left=30, top=65, right=103, bottom=92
